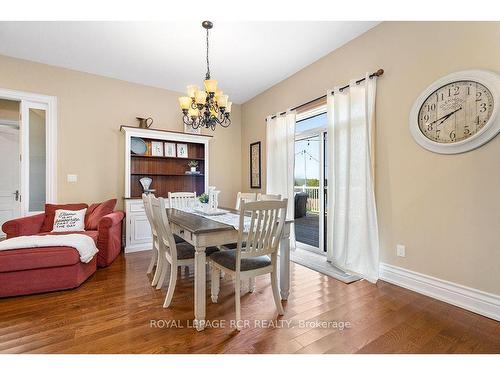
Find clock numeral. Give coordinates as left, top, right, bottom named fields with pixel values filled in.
left=426, top=103, right=436, bottom=112
left=476, top=91, right=482, bottom=101
left=464, top=127, right=470, bottom=135
left=423, top=114, right=430, bottom=122
left=449, top=130, right=456, bottom=141
left=479, top=102, right=487, bottom=113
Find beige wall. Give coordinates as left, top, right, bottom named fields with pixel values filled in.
left=241, top=21, right=500, bottom=294
left=0, top=54, right=242, bottom=209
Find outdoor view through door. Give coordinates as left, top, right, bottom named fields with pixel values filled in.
left=294, top=110, right=327, bottom=253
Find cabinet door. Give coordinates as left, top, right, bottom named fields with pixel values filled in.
left=130, top=215, right=152, bottom=244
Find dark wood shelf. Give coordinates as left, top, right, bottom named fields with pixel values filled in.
left=128, top=136, right=207, bottom=198
left=131, top=173, right=205, bottom=177
left=131, top=154, right=205, bottom=161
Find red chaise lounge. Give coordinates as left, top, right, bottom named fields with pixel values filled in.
left=0, top=200, right=125, bottom=298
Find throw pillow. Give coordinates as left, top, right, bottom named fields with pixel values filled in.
left=52, top=208, right=87, bottom=232
left=41, top=203, right=89, bottom=232
left=85, top=198, right=117, bottom=230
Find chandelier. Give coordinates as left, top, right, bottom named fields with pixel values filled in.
left=178, top=21, right=231, bottom=131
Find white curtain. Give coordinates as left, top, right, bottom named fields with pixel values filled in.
left=326, top=74, right=379, bottom=283
left=266, top=112, right=296, bottom=248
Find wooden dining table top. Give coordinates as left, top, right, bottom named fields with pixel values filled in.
left=166, top=206, right=293, bottom=235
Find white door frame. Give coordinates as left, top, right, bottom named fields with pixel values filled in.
left=0, top=87, right=57, bottom=215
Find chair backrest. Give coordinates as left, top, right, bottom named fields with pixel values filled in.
left=142, top=193, right=158, bottom=238
left=150, top=195, right=177, bottom=260
left=235, top=192, right=257, bottom=210
left=257, top=193, right=281, bottom=201
left=168, top=191, right=196, bottom=209
left=237, top=199, right=288, bottom=261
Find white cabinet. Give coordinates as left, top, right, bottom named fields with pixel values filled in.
left=121, top=126, right=211, bottom=253
left=124, top=199, right=155, bottom=252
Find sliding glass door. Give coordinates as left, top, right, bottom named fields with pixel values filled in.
left=294, top=109, right=328, bottom=254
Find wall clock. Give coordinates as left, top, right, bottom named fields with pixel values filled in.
left=409, top=70, right=500, bottom=154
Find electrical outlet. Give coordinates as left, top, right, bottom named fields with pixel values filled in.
left=67, top=174, right=78, bottom=183
left=396, top=244, right=406, bottom=257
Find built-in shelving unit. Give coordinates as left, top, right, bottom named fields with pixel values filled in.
left=121, top=125, right=212, bottom=252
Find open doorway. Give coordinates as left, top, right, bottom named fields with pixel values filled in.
left=0, top=90, right=57, bottom=238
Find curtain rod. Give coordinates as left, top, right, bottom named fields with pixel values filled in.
left=266, top=68, right=384, bottom=121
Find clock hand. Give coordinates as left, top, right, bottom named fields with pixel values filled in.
left=427, top=107, right=463, bottom=126
left=436, top=107, right=462, bottom=127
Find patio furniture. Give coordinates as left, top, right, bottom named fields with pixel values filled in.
left=294, top=192, right=308, bottom=218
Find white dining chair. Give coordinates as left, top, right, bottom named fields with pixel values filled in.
left=151, top=196, right=218, bottom=307
left=235, top=192, right=256, bottom=210
left=257, top=193, right=281, bottom=201
left=168, top=191, right=196, bottom=209
left=210, top=199, right=288, bottom=330
left=142, top=193, right=160, bottom=286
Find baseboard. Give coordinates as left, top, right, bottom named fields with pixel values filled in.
left=379, top=263, right=500, bottom=321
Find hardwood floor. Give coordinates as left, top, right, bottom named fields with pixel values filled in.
left=0, top=251, right=498, bottom=354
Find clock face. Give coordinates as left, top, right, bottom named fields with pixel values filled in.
left=417, top=80, right=494, bottom=143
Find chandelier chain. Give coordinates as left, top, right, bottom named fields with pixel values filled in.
left=205, top=28, right=211, bottom=80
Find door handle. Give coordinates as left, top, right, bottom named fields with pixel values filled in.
left=13, top=190, right=19, bottom=201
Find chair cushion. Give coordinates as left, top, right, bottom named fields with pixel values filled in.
left=173, top=234, right=185, bottom=244
left=175, top=242, right=218, bottom=260
left=85, top=199, right=117, bottom=230
left=0, top=246, right=81, bottom=273
left=221, top=242, right=246, bottom=250
left=210, top=249, right=271, bottom=271
left=41, top=203, right=89, bottom=232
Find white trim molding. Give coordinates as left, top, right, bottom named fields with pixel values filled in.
left=379, top=263, right=500, bottom=321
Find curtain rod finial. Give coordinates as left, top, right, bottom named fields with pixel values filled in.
left=375, top=69, right=384, bottom=76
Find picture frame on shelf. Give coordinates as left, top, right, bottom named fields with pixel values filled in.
left=151, top=141, right=164, bottom=156
left=177, top=143, right=188, bottom=158
left=165, top=142, right=176, bottom=157
left=250, top=141, right=261, bottom=189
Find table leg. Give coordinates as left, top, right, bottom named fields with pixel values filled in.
left=193, top=246, right=206, bottom=331
left=279, top=223, right=291, bottom=300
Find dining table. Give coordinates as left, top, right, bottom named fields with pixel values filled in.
left=166, top=206, right=293, bottom=331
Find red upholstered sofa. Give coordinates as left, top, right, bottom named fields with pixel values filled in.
left=0, top=200, right=125, bottom=298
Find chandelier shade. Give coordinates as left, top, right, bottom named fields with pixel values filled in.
left=179, top=21, right=231, bottom=131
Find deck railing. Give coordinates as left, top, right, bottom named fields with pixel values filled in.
left=294, top=186, right=320, bottom=213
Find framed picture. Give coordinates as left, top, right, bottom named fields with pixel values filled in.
left=164, top=142, right=176, bottom=157
left=250, top=141, right=261, bottom=189
left=177, top=143, right=188, bottom=158
left=151, top=141, right=164, bottom=156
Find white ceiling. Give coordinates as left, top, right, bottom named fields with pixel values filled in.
left=0, top=21, right=379, bottom=103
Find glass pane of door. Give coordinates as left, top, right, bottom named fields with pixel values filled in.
left=21, top=100, right=48, bottom=213
left=294, top=135, right=320, bottom=249
left=28, top=108, right=46, bottom=212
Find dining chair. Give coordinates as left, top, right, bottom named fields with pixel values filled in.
left=150, top=196, right=218, bottom=307
left=168, top=191, right=196, bottom=209
left=257, top=193, right=282, bottom=201
left=210, top=199, right=288, bottom=329
left=142, top=194, right=161, bottom=286
left=143, top=193, right=187, bottom=287
left=235, top=192, right=256, bottom=210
